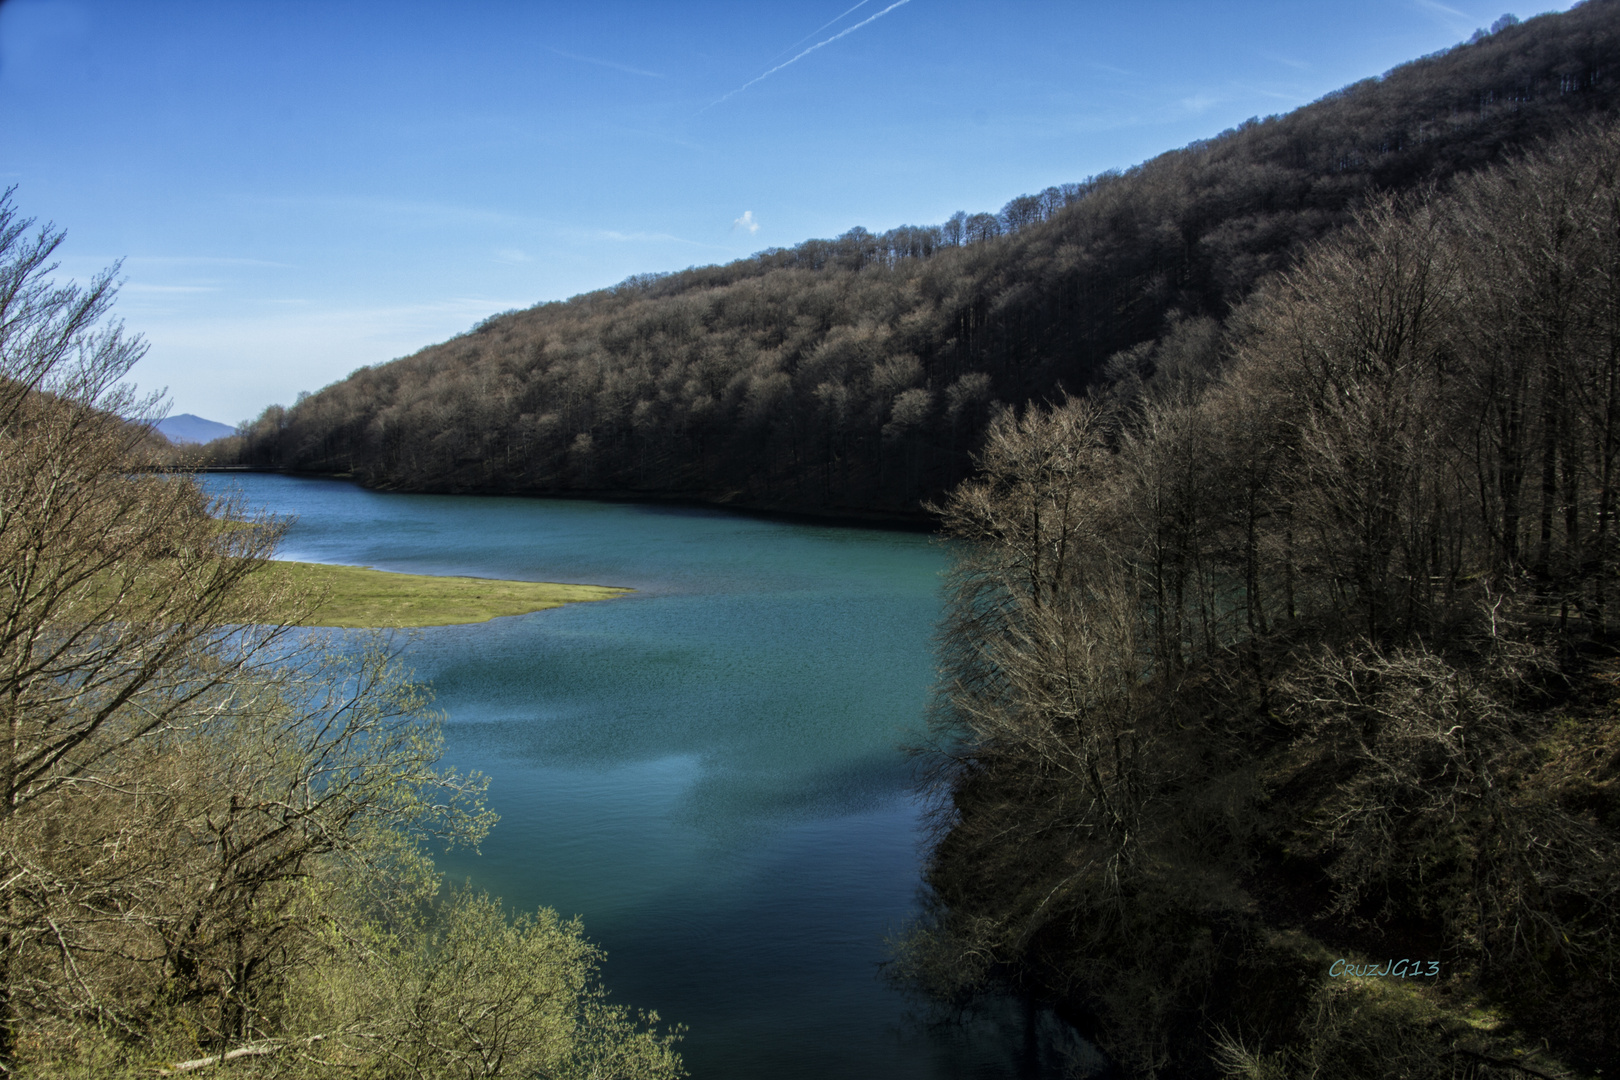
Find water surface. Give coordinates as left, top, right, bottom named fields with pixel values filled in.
left=211, top=475, right=1083, bottom=1079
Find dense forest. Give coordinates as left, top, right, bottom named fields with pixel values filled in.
left=895, top=122, right=1620, bottom=1079
left=0, top=198, right=684, bottom=1075
left=221, top=2, right=1620, bottom=519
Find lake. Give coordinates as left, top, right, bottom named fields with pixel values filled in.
left=208, top=474, right=1086, bottom=1079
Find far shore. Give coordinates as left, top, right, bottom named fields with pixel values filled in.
left=137, top=464, right=940, bottom=532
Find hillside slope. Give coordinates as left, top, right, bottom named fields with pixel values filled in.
left=904, top=122, right=1620, bottom=1079
left=230, top=1, right=1620, bottom=516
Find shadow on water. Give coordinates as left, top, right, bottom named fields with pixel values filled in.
left=892, top=997, right=1112, bottom=1080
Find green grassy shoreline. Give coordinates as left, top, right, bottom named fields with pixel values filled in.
left=262, top=560, right=632, bottom=627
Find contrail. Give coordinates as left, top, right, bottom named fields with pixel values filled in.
left=705, top=0, right=913, bottom=111
left=549, top=47, right=664, bottom=79
left=762, top=1, right=874, bottom=67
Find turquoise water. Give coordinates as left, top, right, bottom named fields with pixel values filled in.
left=208, top=475, right=1082, bottom=1079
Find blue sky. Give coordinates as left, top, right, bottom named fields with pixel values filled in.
left=0, top=0, right=1572, bottom=426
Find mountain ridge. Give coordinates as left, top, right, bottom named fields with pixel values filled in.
left=224, top=0, right=1620, bottom=515
left=157, top=413, right=236, bottom=445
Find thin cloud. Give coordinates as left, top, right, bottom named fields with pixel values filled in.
left=705, top=0, right=914, bottom=111
left=50, top=254, right=292, bottom=283
left=494, top=248, right=532, bottom=264
left=126, top=255, right=293, bottom=269
left=762, top=1, right=874, bottom=66
left=548, top=47, right=664, bottom=79
left=732, top=211, right=760, bottom=235
left=122, top=283, right=220, bottom=294
left=1257, top=50, right=1309, bottom=71
left=598, top=229, right=714, bottom=247
left=1415, top=0, right=1472, bottom=23
left=250, top=194, right=551, bottom=232
left=1229, top=81, right=1306, bottom=102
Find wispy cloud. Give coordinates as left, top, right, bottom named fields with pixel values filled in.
left=1258, top=50, right=1309, bottom=71
left=762, top=1, right=874, bottom=66
left=122, top=283, right=221, bottom=294
left=732, top=211, right=760, bottom=235
left=1415, top=0, right=1472, bottom=24
left=48, top=254, right=293, bottom=285
left=494, top=248, right=532, bottom=263
left=125, top=255, right=293, bottom=269
left=548, top=47, right=664, bottom=78
left=598, top=229, right=713, bottom=246
left=248, top=193, right=552, bottom=232
left=706, top=0, right=914, bottom=111
left=1229, top=81, right=1305, bottom=103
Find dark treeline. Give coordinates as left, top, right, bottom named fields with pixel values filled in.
left=226, top=2, right=1620, bottom=515
left=897, top=122, right=1620, bottom=1078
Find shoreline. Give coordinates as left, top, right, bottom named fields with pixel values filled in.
left=142, top=464, right=942, bottom=534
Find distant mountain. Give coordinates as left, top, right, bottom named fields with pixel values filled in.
left=157, top=414, right=236, bottom=444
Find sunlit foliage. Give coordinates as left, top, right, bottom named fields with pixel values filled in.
left=0, top=190, right=684, bottom=1079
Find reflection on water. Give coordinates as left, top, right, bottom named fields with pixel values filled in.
left=210, top=475, right=1085, bottom=1079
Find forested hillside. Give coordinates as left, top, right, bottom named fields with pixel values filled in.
left=227, top=1, right=1620, bottom=516
left=897, top=122, right=1620, bottom=1079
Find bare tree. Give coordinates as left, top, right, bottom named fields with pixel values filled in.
left=0, top=191, right=685, bottom=1078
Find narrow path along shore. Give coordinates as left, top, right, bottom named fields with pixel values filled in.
left=259, top=560, right=632, bottom=627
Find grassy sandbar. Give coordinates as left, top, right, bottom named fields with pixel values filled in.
left=261, top=560, right=631, bottom=627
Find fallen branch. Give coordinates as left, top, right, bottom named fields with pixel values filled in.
left=158, top=1034, right=325, bottom=1075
